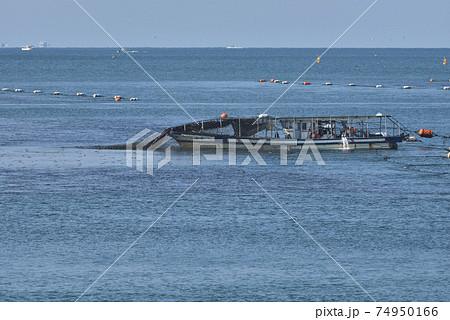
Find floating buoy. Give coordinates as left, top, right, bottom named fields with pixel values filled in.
left=14, top=89, right=23, bottom=92
left=429, top=79, right=435, bottom=82
left=444, top=57, right=447, bottom=65
left=92, top=94, right=102, bottom=97
left=52, top=92, right=61, bottom=95
left=221, top=113, right=228, bottom=118
left=274, top=80, right=280, bottom=83
left=348, top=83, right=356, bottom=86
left=376, top=113, right=383, bottom=117
left=1, top=88, right=10, bottom=91
left=114, top=96, right=122, bottom=101
left=418, top=129, right=434, bottom=138
left=129, top=97, right=139, bottom=101
left=303, top=82, right=311, bottom=85
left=259, top=79, right=266, bottom=82
left=443, top=86, right=450, bottom=90
left=402, top=85, right=411, bottom=89
left=317, top=56, right=321, bottom=63
left=76, top=92, right=85, bottom=96
left=282, top=81, right=289, bottom=84
left=375, top=85, right=383, bottom=88
left=33, top=90, right=42, bottom=93
left=324, top=82, right=333, bottom=85
left=270, top=79, right=275, bottom=82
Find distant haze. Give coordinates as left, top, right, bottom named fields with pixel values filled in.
left=1, top=0, right=449, bottom=48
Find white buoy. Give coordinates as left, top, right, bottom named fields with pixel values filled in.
left=274, top=80, right=280, bottom=83
left=348, top=83, right=355, bottom=86
left=52, top=92, right=61, bottom=95
left=14, top=89, right=23, bottom=92
left=1, top=88, right=10, bottom=91
left=443, top=86, right=450, bottom=90
left=282, top=81, right=289, bottom=84
left=76, top=92, right=85, bottom=96
left=129, top=97, right=139, bottom=101
left=402, top=85, right=411, bottom=89
left=376, top=113, right=383, bottom=117
left=324, top=82, right=333, bottom=85
left=33, top=90, right=42, bottom=93
left=375, top=85, right=383, bottom=88
left=92, top=94, right=102, bottom=97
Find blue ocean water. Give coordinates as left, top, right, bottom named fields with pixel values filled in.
left=0, top=48, right=448, bottom=301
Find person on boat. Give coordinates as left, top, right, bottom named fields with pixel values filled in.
left=283, top=128, right=291, bottom=139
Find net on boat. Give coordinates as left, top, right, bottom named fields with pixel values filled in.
left=128, top=117, right=271, bottom=149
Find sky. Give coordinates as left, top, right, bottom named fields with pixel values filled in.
left=1, top=0, right=449, bottom=48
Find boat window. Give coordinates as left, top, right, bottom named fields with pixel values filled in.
left=302, top=123, right=307, bottom=130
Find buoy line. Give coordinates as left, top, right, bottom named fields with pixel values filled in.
left=258, top=80, right=449, bottom=90
left=0, top=88, right=139, bottom=101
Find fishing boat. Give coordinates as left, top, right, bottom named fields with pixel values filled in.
left=21, top=45, right=34, bottom=51
left=166, top=114, right=408, bottom=151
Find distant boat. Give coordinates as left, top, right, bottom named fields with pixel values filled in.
left=21, top=45, right=34, bottom=51
left=226, top=46, right=243, bottom=49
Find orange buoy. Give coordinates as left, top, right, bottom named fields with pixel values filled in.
left=418, top=129, right=434, bottom=138
left=303, top=81, right=311, bottom=85
left=114, top=97, right=122, bottom=101
left=430, top=79, right=435, bottom=82
left=259, top=79, right=266, bottom=82
left=221, top=113, right=228, bottom=118
left=270, top=79, right=275, bottom=82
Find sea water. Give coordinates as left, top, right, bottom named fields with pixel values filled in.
left=0, top=48, right=448, bottom=301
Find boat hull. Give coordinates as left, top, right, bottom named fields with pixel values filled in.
left=169, top=132, right=400, bottom=151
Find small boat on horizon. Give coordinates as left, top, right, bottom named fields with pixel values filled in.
left=21, top=45, right=34, bottom=51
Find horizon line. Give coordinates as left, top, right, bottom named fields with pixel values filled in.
left=1, top=46, right=450, bottom=49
